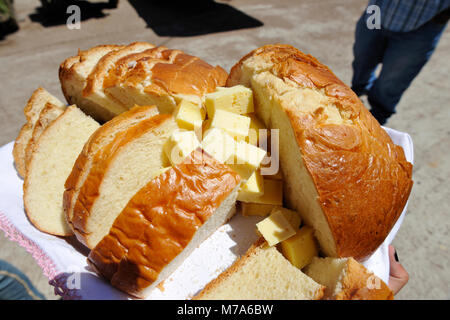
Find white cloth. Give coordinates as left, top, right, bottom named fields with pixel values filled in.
left=0, top=127, right=413, bottom=299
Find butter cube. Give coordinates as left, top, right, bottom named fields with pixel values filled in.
left=245, top=114, right=266, bottom=145
left=201, top=128, right=236, bottom=163
left=271, top=207, right=301, bottom=229
left=256, top=208, right=296, bottom=246
left=227, top=141, right=266, bottom=180
left=241, top=203, right=278, bottom=217
left=164, top=130, right=200, bottom=165
left=280, top=226, right=319, bottom=269
left=208, top=109, right=251, bottom=140
left=205, top=85, right=254, bottom=117
left=237, top=179, right=283, bottom=205
left=237, top=171, right=264, bottom=201
left=173, top=100, right=205, bottom=130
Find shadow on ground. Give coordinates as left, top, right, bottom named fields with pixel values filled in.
left=128, top=0, right=263, bottom=37
left=29, top=0, right=118, bottom=27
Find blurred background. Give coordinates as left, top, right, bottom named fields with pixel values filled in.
left=0, top=0, right=448, bottom=300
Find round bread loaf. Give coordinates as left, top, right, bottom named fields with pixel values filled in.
left=227, top=44, right=413, bottom=260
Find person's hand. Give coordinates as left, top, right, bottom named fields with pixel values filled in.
left=388, top=245, right=409, bottom=295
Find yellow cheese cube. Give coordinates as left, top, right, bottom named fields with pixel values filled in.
left=227, top=141, right=266, bottom=180
left=173, top=100, right=205, bottom=130
left=164, top=130, right=200, bottom=165
left=237, top=179, right=282, bottom=205
left=240, top=203, right=278, bottom=217
left=201, top=128, right=236, bottom=163
left=237, top=171, right=264, bottom=201
left=205, top=85, right=254, bottom=117
left=256, top=208, right=296, bottom=246
left=271, top=207, right=301, bottom=229
left=280, top=226, right=319, bottom=269
left=238, top=179, right=282, bottom=205
left=245, top=114, right=267, bottom=145
left=208, top=109, right=251, bottom=140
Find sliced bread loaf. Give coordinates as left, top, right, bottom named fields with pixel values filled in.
left=88, top=150, right=241, bottom=298
left=227, top=44, right=413, bottom=260
left=59, top=45, right=123, bottom=121
left=82, top=42, right=155, bottom=115
left=64, top=105, right=159, bottom=233
left=194, top=238, right=325, bottom=300
left=24, top=102, right=65, bottom=169
left=13, top=87, right=65, bottom=178
left=68, top=113, right=178, bottom=249
left=23, top=105, right=100, bottom=236
left=304, top=257, right=394, bottom=300
left=60, top=43, right=228, bottom=121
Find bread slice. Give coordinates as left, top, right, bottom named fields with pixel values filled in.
left=102, top=46, right=228, bottom=115
left=68, top=113, right=178, bottom=249
left=64, top=105, right=159, bottom=234
left=24, top=102, right=65, bottom=169
left=88, top=150, right=241, bottom=298
left=59, top=45, right=123, bottom=122
left=304, top=257, right=394, bottom=300
left=23, top=106, right=100, bottom=236
left=194, top=238, right=325, bottom=300
left=227, top=44, right=413, bottom=259
left=13, top=88, right=65, bottom=178
left=82, top=42, right=155, bottom=113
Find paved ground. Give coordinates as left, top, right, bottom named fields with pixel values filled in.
left=0, top=0, right=448, bottom=300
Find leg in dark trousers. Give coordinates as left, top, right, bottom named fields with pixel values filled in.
left=367, top=20, right=447, bottom=124
left=351, top=13, right=387, bottom=97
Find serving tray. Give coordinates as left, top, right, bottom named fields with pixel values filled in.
left=0, top=127, right=413, bottom=299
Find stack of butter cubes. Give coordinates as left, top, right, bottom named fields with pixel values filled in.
left=162, top=85, right=319, bottom=271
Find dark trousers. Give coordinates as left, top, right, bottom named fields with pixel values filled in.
left=351, top=13, right=447, bottom=124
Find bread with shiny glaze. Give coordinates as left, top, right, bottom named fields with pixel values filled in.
left=66, top=112, right=177, bottom=249
left=63, top=105, right=159, bottom=244
left=59, top=42, right=228, bottom=122
left=88, top=150, right=241, bottom=298
left=227, top=44, right=413, bottom=260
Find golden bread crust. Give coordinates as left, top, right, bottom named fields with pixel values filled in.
left=335, top=258, right=394, bottom=300
left=87, top=150, right=240, bottom=298
left=227, top=44, right=413, bottom=259
left=63, top=105, right=159, bottom=233
left=66, top=109, right=165, bottom=247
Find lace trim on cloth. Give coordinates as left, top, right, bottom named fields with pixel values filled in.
left=0, top=210, right=81, bottom=300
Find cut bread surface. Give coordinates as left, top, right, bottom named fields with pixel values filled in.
left=25, top=102, right=65, bottom=169
left=23, top=105, right=100, bottom=236
left=88, top=150, right=241, bottom=298
left=227, top=44, right=413, bottom=260
left=194, top=238, right=325, bottom=300
left=82, top=42, right=156, bottom=116
left=13, top=87, right=65, bottom=178
left=69, top=113, right=178, bottom=249
left=64, top=105, right=159, bottom=234
left=59, top=45, right=122, bottom=121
